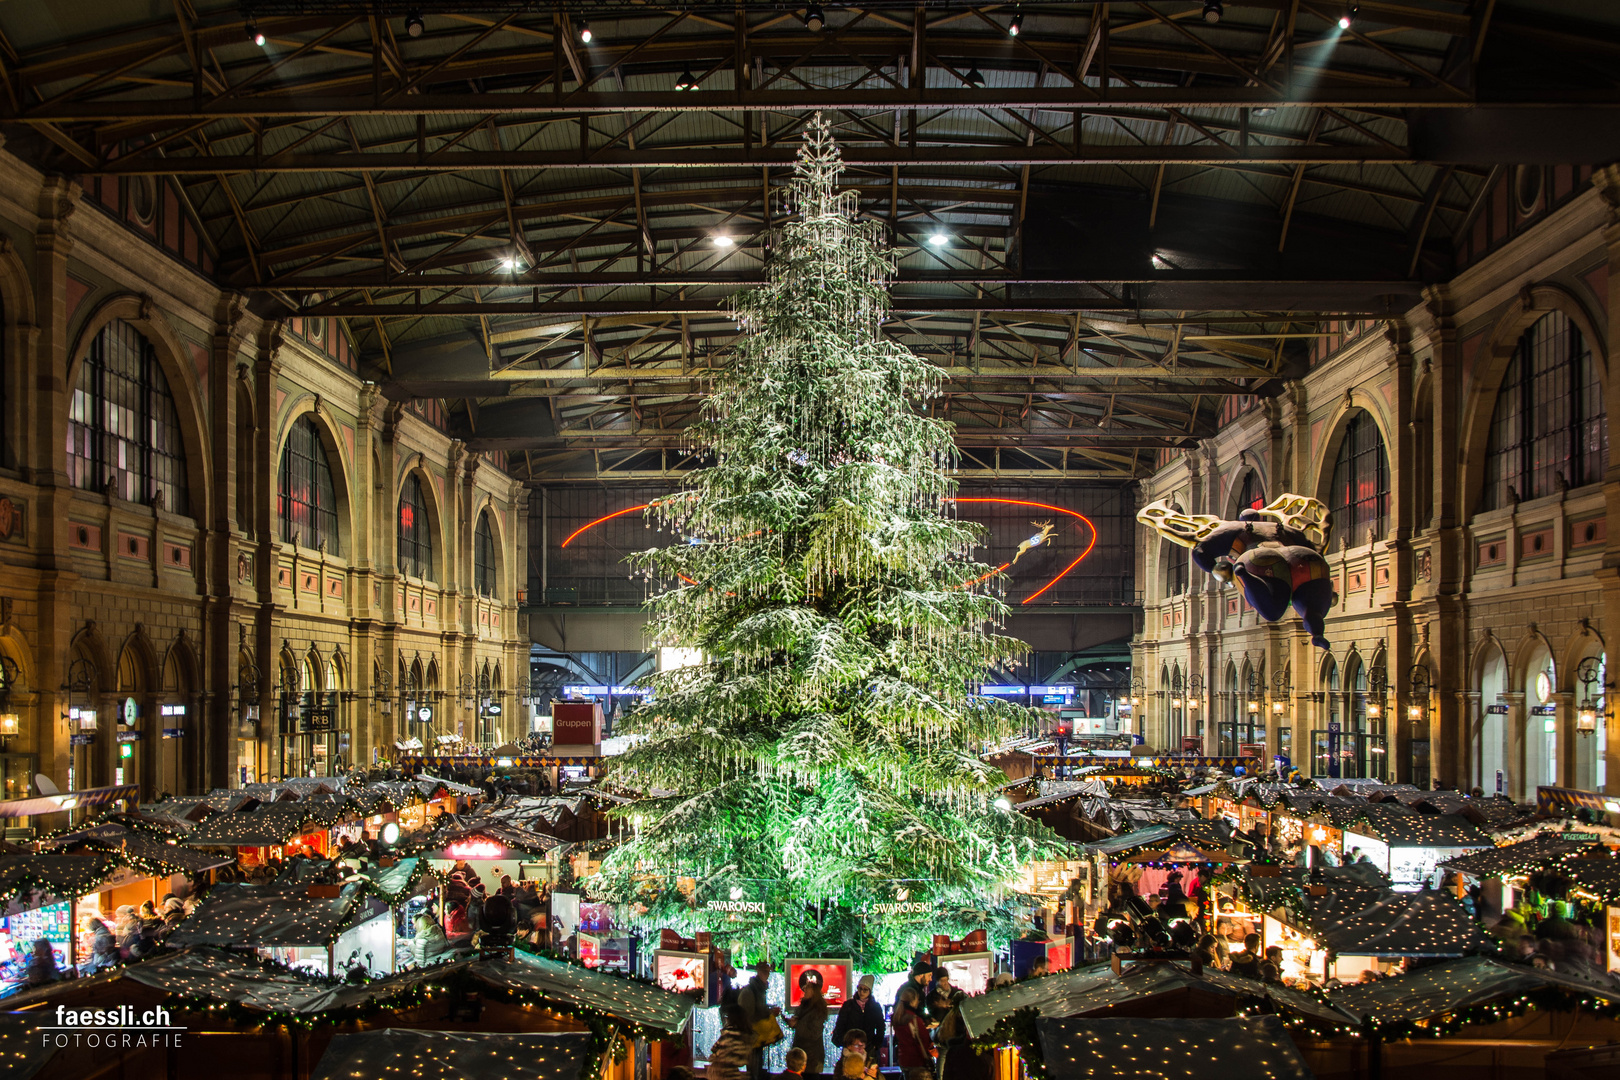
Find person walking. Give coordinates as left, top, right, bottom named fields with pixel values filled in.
left=791, top=972, right=830, bottom=1077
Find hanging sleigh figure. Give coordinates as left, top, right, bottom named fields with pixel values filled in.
left=1137, top=494, right=1338, bottom=648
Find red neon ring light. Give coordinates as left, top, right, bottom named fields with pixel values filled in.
left=560, top=497, right=1096, bottom=604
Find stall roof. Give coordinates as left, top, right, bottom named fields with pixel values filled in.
left=1340, top=811, right=1490, bottom=848
left=184, top=802, right=360, bottom=847
left=486, top=950, right=696, bottom=1035
left=163, top=881, right=382, bottom=948
left=958, top=961, right=1352, bottom=1038
left=1439, top=835, right=1594, bottom=877
left=1567, top=855, right=1620, bottom=904
left=312, top=1029, right=592, bottom=1080
left=1306, top=889, right=1482, bottom=957
left=427, top=820, right=564, bottom=857
left=1327, top=956, right=1620, bottom=1028
left=414, top=773, right=483, bottom=797
left=1, top=946, right=337, bottom=1014
left=1036, top=1015, right=1314, bottom=1080
left=78, top=830, right=233, bottom=877
left=0, top=853, right=125, bottom=906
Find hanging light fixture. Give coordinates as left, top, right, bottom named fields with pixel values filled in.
left=1202, top=1, right=1223, bottom=23
left=404, top=11, right=424, bottom=38
left=964, top=66, right=986, bottom=88
left=579, top=20, right=592, bottom=43
left=675, top=69, right=698, bottom=91
left=247, top=20, right=266, bottom=47
left=1008, top=7, right=1023, bottom=36
left=1339, top=6, right=1357, bottom=30
left=805, top=5, right=824, bottom=32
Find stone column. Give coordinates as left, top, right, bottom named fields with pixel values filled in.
left=1501, top=691, right=1527, bottom=801
left=252, top=326, right=284, bottom=781
left=31, top=177, right=81, bottom=791
left=1591, top=166, right=1620, bottom=793
left=204, top=296, right=250, bottom=791
left=1553, top=690, right=1579, bottom=789
left=1456, top=690, right=1482, bottom=794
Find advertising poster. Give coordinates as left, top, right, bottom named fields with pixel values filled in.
left=786, top=958, right=851, bottom=1007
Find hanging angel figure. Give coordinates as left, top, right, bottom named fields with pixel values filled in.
left=1138, top=494, right=1338, bottom=648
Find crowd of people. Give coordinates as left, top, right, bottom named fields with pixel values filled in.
left=700, top=956, right=1042, bottom=1080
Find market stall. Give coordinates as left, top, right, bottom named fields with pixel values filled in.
left=1261, top=883, right=1480, bottom=985
left=1338, top=811, right=1491, bottom=890
left=1438, top=833, right=1594, bottom=918
left=163, top=879, right=396, bottom=977
left=183, top=800, right=367, bottom=872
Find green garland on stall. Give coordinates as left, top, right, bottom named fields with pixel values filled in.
left=973, top=1006, right=1046, bottom=1078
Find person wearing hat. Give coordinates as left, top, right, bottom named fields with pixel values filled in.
left=897, top=959, right=932, bottom=1012
left=831, top=975, right=884, bottom=1059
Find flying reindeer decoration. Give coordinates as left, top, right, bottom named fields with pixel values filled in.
left=1012, top=521, right=1057, bottom=566
left=1137, top=494, right=1338, bottom=648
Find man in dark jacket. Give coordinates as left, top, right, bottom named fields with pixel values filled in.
left=738, top=959, right=779, bottom=1080
left=831, top=975, right=885, bottom=1057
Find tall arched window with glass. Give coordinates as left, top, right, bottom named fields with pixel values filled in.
left=1314, top=657, right=1341, bottom=779
left=398, top=474, right=434, bottom=580
left=1482, top=311, right=1608, bottom=511
left=67, top=319, right=188, bottom=513
left=474, top=511, right=497, bottom=597
left=1328, top=410, right=1389, bottom=548
left=279, top=418, right=340, bottom=552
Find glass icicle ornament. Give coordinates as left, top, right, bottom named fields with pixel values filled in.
left=591, top=113, right=1059, bottom=969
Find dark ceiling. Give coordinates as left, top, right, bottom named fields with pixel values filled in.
left=2, top=0, right=1616, bottom=482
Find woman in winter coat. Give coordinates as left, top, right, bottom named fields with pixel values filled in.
left=790, top=974, right=830, bottom=1076
left=891, top=984, right=935, bottom=1080
left=831, top=975, right=885, bottom=1058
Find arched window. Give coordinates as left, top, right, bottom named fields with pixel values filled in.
left=1328, top=410, right=1389, bottom=547
left=68, top=319, right=189, bottom=513
left=398, top=473, right=434, bottom=580
left=1482, top=312, right=1608, bottom=511
left=1237, top=470, right=1264, bottom=514
left=474, top=511, right=497, bottom=597
left=279, top=417, right=340, bottom=552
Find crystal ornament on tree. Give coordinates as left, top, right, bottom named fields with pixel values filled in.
left=591, top=115, right=1059, bottom=968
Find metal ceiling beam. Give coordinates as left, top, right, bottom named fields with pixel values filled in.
left=14, top=86, right=1528, bottom=125
left=83, top=141, right=1417, bottom=175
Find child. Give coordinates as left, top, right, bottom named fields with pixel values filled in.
left=837, top=1031, right=878, bottom=1080
left=782, top=1047, right=808, bottom=1080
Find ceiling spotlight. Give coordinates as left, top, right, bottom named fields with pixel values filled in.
left=404, top=11, right=424, bottom=37
left=1008, top=8, right=1023, bottom=36
left=1202, top=1, right=1223, bottom=23
left=500, top=256, right=520, bottom=272
left=964, top=66, right=986, bottom=88
left=675, top=69, right=697, bottom=91
left=579, top=20, right=592, bottom=43
left=247, top=20, right=266, bottom=47
left=1253, top=107, right=1276, bottom=117
left=1339, top=6, right=1357, bottom=29
left=712, top=235, right=734, bottom=248
left=805, top=4, right=824, bottom=32
left=928, top=232, right=948, bottom=247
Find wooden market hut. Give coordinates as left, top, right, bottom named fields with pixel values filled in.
left=5, top=944, right=697, bottom=1080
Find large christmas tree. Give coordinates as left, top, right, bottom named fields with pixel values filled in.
left=591, top=116, right=1059, bottom=968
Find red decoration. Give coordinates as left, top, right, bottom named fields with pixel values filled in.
left=930, top=930, right=987, bottom=957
